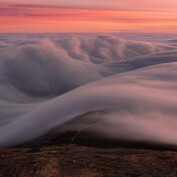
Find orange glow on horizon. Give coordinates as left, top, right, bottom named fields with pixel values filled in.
left=0, top=1, right=177, bottom=33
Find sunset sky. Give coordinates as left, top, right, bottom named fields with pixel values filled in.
left=0, top=0, right=177, bottom=33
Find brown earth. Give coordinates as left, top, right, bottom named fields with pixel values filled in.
left=1, top=144, right=177, bottom=177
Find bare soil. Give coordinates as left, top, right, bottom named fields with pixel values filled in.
left=1, top=144, right=177, bottom=177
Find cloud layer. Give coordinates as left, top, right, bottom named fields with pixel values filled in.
left=1, top=1, right=177, bottom=33
left=0, top=34, right=177, bottom=147
left=0, top=34, right=175, bottom=97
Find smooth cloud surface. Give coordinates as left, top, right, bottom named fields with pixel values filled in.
left=0, top=33, right=177, bottom=147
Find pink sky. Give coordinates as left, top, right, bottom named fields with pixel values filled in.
left=0, top=0, right=177, bottom=33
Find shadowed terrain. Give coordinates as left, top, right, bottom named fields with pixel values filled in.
left=1, top=144, right=177, bottom=177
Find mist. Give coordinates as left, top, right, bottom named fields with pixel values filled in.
left=0, top=33, right=177, bottom=148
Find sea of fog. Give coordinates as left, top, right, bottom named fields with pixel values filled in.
left=0, top=33, right=177, bottom=148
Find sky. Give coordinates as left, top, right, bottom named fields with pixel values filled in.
left=0, top=0, right=177, bottom=33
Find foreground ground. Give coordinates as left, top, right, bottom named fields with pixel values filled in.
left=1, top=144, right=177, bottom=177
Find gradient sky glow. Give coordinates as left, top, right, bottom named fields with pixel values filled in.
left=0, top=0, right=177, bottom=33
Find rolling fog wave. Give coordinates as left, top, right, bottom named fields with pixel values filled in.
left=0, top=34, right=177, bottom=147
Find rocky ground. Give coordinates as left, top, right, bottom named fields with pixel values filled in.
left=1, top=144, right=177, bottom=177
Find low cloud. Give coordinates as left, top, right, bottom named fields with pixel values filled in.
left=0, top=34, right=177, bottom=147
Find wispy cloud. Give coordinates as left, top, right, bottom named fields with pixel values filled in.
left=0, top=2, right=177, bottom=33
